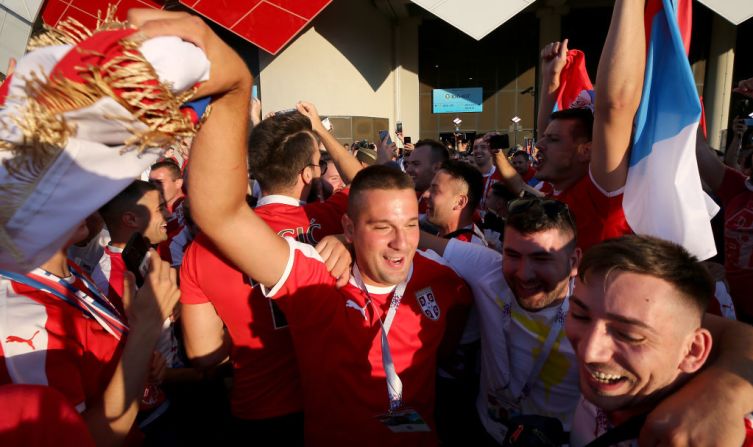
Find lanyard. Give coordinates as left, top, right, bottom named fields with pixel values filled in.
left=352, top=264, right=413, bottom=411
left=481, top=166, right=497, bottom=206
left=510, top=278, right=573, bottom=404
left=0, top=267, right=128, bottom=340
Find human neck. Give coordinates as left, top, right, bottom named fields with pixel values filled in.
left=40, top=250, right=71, bottom=278
left=107, top=229, right=131, bottom=250
left=263, top=185, right=306, bottom=201
left=166, top=192, right=184, bottom=211
left=438, top=214, right=471, bottom=237
left=480, top=163, right=494, bottom=176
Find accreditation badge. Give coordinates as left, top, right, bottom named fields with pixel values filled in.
left=377, top=407, right=431, bottom=433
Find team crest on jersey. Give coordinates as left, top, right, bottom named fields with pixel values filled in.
left=415, top=287, right=440, bottom=321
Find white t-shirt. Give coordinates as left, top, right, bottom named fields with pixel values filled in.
left=442, top=239, right=580, bottom=444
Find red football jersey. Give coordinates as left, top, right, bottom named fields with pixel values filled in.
left=179, top=191, right=349, bottom=419
left=91, top=245, right=126, bottom=315
left=480, top=166, right=504, bottom=210
left=716, top=167, right=753, bottom=319
left=266, top=239, right=472, bottom=446
left=551, top=172, right=632, bottom=253
left=0, top=384, right=95, bottom=447
left=0, top=270, right=124, bottom=412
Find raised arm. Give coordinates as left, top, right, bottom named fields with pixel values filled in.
left=492, top=151, right=545, bottom=197
left=132, top=10, right=290, bottom=288
left=591, top=0, right=645, bottom=192
left=85, top=254, right=179, bottom=447
left=537, top=39, right=569, bottom=136
left=297, top=101, right=362, bottom=183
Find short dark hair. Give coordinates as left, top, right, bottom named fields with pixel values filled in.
left=550, top=108, right=594, bottom=142
left=150, top=160, right=182, bottom=180
left=439, top=160, right=483, bottom=212
left=490, top=182, right=519, bottom=202
left=348, top=165, right=414, bottom=216
left=506, top=197, right=577, bottom=248
left=248, top=112, right=319, bottom=192
left=579, top=235, right=713, bottom=317
left=511, top=150, right=530, bottom=161
left=99, top=180, right=158, bottom=230
left=414, top=139, right=450, bottom=164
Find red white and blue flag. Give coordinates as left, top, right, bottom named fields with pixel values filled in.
left=623, top=0, right=718, bottom=260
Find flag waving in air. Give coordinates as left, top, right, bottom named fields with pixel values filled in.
left=553, top=49, right=594, bottom=113
left=623, top=0, right=718, bottom=260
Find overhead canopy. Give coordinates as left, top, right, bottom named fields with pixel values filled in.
left=696, top=0, right=753, bottom=25
left=42, top=0, right=166, bottom=27
left=180, top=0, right=332, bottom=55
left=410, top=0, right=536, bottom=41
left=40, top=0, right=332, bottom=55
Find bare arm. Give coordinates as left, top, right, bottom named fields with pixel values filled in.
left=695, top=127, right=725, bottom=192
left=640, top=314, right=753, bottom=446
left=297, top=102, right=362, bottom=183
left=537, top=40, right=569, bottom=136
left=127, top=9, right=292, bottom=288
left=418, top=231, right=451, bottom=256
left=591, top=0, right=645, bottom=192
left=181, top=302, right=230, bottom=368
left=492, top=151, right=545, bottom=197
left=84, top=254, right=180, bottom=447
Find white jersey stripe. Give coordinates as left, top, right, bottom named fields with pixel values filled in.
left=0, top=280, right=50, bottom=387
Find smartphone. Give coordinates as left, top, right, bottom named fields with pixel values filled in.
left=321, top=117, right=332, bottom=131
left=745, top=118, right=753, bottom=127
left=488, top=134, right=509, bottom=150
left=396, top=121, right=403, bottom=134
left=122, top=232, right=151, bottom=287
left=378, top=130, right=393, bottom=146
left=404, top=136, right=412, bottom=144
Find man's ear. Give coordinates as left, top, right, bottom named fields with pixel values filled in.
left=121, top=211, right=139, bottom=229
left=342, top=213, right=355, bottom=243
left=301, top=165, right=314, bottom=186
left=679, top=328, right=713, bottom=374
left=175, top=178, right=184, bottom=190
left=577, top=141, right=592, bottom=162
left=454, top=194, right=469, bottom=211
left=569, top=246, right=582, bottom=278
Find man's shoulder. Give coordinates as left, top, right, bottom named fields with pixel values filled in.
left=412, top=251, right=468, bottom=290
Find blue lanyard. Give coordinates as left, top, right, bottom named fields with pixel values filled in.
left=0, top=268, right=128, bottom=339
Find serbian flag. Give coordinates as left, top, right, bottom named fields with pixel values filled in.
left=553, top=49, right=594, bottom=112
left=623, top=0, right=718, bottom=260
left=0, top=13, right=210, bottom=272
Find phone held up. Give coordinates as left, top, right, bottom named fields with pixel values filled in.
left=122, top=232, right=151, bottom=288
left=396, top=121, right=403, bottom=134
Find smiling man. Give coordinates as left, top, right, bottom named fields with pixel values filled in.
left=567, top=235, right=753, bottom=446
left=178, top=12, right=473, bottom=444
left=94, top=180, right=169, bottom=307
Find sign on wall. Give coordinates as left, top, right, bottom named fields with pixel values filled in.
left=432, top=88, right=483, bottom=113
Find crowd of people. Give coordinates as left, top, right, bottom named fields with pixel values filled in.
left=2, top=2, right=753, bottom=446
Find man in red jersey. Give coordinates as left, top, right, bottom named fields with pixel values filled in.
left=0, top=221, right=179, bottom=447
left=426, top=160, right=487, bottom=246
left=404, top=139, right=449, bottom=215
left=93, top=180, right=169, bottom=309
left=163, top=14, right=473, bottom=444
left=180, top=104, right=363, bottom=444
left=492, top=28, right=642, bottom=253
left=148, top=160, right=187, bottom=265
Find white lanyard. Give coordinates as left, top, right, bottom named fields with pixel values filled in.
left=352, top=264, right=413, bottom=411
left=509, top=278, right=573, bottom=403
